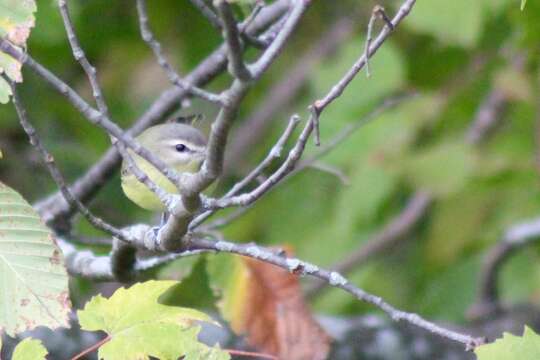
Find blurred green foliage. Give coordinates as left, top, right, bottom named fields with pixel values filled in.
left=2, top=0, right=540, bottom=329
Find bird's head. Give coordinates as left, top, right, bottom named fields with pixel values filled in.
left=138, top=123, right=207, bottom=170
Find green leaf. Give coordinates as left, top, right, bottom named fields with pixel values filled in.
left=407, top=0, right=512, bottom=47
left=0, top=68, right=12, bottom=103
left=397, top=142, right=475, bottom=196
left=521, top=0, right=527, bottom=10
left=159, top=257, right=217, bottom=310
left=12, top=338, right=48, bottom=360
left=0, top=0, right=37, bottom=97
left=418, top=255, right=480, bottom=322
left=78, top=280, right=229, bottom=360
left=0, top=182, right=70, bottom=336
left=206, top=254, right=248, bottom=328
left=332, top=162, right=397, bottom=239
left=475, top=326, right=540, bottom=359
left=425, top=187, right=494, bottom=267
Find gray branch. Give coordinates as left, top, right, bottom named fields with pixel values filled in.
left=215, top=0, right=252, bottom=81
left=189, top=0, right=222, bottom=31
left=189, top=237, right=485, bottom=350
left=469, top=217, right=540, bottom=319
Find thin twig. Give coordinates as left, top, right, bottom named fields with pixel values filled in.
left=316, top=0, right=415, bottom=110
left=58, top=0, right=110, bottom=115
left=224, top=348, right=277, bottom=360
left=364, top=8, right=377, bottom=77
left=228, top=114, right=301, bottom=196
left=191, top=114, right=300, bottom=228
left=466, top=52, right=525, bottom=144
left=199, top=206, right=253, bottom=231
left=241, top=0, right=265, bottom=33
left=469, top=217, right=540, bottom=319
left=189, top=0, right=222, bottom=31
left=465, top=88, right=507, bottom=144
left=298, top=92, right=415, bottom=169
left=308, top=161, right=350, bottom=185
left=249, top=0, right=310, bottom=79
left=215, top=0, right=252, bottom=81
left=365, top=3, right=395, bottom=78
left=9, top=80, right=133, bottom=243
left=135, top=249, right=213, bottom=271
left=136, top=0, right=223, bottom=105
left=239, top=0, right=267, bottom=49
left=206, top=111, right=315, bottom=209
left=71, top=335, right=111, bottom=360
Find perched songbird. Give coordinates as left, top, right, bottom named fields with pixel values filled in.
left=120, top=123, right=207, bottom=211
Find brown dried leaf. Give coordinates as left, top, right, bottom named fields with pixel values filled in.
left=234, top=255, right=332, bottom=360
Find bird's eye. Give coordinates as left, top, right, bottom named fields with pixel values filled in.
left=175, top=144, right=188, bottom=152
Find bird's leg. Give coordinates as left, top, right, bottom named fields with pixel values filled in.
left=160, top=212, right=170, bottom=227
left=152, top=212, right=170, bottom=237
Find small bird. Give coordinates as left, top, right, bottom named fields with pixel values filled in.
left=120, top=123, right=207, bottom=211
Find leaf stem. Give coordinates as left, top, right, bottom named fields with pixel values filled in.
left=224, top=348, right=278, bottom=359
left=71, top=335, right=111, bottom=360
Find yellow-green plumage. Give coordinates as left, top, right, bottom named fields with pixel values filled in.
left=121, top=123, right=207, bottom=211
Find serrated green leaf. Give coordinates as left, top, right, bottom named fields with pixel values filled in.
left=0, top=182, right=70, bottom=337
left=78, top=280, right=229, bottom=360
left=98, top=324, right=229, bottom=360
left=12, top=338, right=48, bottom=360
left=475, top=326, right=540, bottom=359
